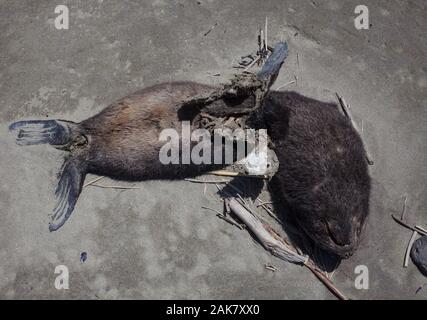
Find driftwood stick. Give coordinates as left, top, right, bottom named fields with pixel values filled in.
left=227, top=197, right=348, bottom=300
left=304, top=261, right=349, bottom=300
left=202, top=206, right=243, bottom=230
left=227, top=198, right=307, bottom=264
left=391, top=214, right=427, bottom=236
left=255, top=198, right=285, bottom=226
left=415, top=225, right=427, bottom=234
left=216, top=214, right=244, bottom=230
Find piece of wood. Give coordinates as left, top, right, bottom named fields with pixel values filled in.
left=89, top=184, right=140, bottom=190
left=202, top=206, right=243, bottom=230
left=185, top=178, right=230, bottom=184
left=226, top=197, right=349, bottom=300
left=400, top=194, right=408, bottom=220
left=264, top=17, right=268, bottom=52
left=275, top=80, right=296, bottom=90
left=83, top=176, right=105, bottom=188
left=391, top=214, right=427, bottom=236
left=227, top=198, right=307, bottom=264
left=208, top=170, right=268, bottom=179
left=304, top=261, right=349, bottom=300
left=415, top=225, right=427, bottom=234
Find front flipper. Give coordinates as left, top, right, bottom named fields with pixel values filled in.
left=49, top=158, right=86, bottom=232
left=9, top=120, right=71, bottom=146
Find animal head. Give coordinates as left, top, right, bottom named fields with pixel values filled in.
left=296, top=179, right=370, bottom=259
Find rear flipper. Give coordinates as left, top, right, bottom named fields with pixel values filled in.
left=49, top=158, right=86, bottom=232
left=9, top=120, right=71, bottom=146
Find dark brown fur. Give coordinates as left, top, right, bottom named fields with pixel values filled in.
left=79, top=82, right=222, bottom=180
left=10, top=82, right=370, bottom=259
left=262, top=91, right=371, bottom=258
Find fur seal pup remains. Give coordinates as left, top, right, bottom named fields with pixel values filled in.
left=9, top=87, right=371, bottom=259
left=9, top=42, right=371, bottom=259
left=261, top=91, right=371, bottom=258
left=9, top=82, right=231, bottom=231
left=9, top=42, right=289, bottom=233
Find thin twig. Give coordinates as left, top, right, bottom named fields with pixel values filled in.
left=185, top=178, right=230, bottom=184
left=202, top=206, right=244, bottom=230
left=203, top=21, right=218, bottom=36
left=275, top=80, right=296, bottom=90
left=83, top=176, right=105, bottom=188
left=415, top=225, right=427, bottom=234
left=89, top=183, right=140, bottom=190
left=391, top=214, right=427, bottom=236
left=244, top=56, right=260, bottom=71
left=401, top=194, right=408, bottom=220
left=216, top=214, right=244, bottom=230
left=208, top=170, right=268, bottom=179
left=264, top=17, right=268, bottom=52
left=265, top=263, right=277, bottom=272
left=336, top=93, right=351, bottom=119
left=256, top=201, right=273, bottom=207
left=335, top=92, right=374, bottom=165
left=202, top=206, right=224, bottom=215
left=304, top=261, right=349, bottom=300
left=255, top=198, right=284, bottom=226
